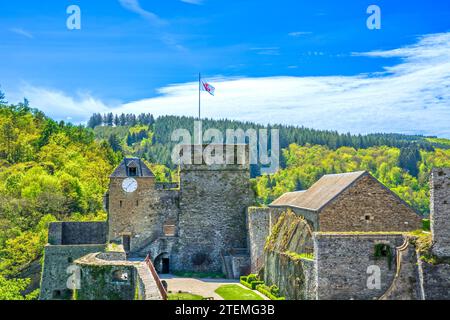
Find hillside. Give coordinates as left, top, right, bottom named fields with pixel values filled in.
left=0, top=104, right=121, bottom=299
left=90, top=113, right=450, bottom=215
left=1, top=104, right=449, bottom=299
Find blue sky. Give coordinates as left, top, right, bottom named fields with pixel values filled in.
left=1, top=0, right=450, bottom=137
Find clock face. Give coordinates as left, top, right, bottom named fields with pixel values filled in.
left=122, top=178, right=138, bottom=193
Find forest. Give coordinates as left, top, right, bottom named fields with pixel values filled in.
left=1, top=93, right=450, bottom=299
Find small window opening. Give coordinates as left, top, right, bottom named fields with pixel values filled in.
left=136, top=200, right=139, bottom=207
left=128, top=167, right=137, bottom=177
left=120, top=200, right=123, bottom=208
left=365, top=215, right=371, bottom=221
left=112, top=270, right=129, bottom=282
left=68, top=257, right=73, bottom=263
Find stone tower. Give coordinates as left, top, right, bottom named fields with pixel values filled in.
left=431, top=168, right=450, bottom=258
left=172, top=144, right=255, bottom=273
left=107, top=158, right=158, bottom=252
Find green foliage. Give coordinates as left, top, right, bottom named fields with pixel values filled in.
left=255, top=284, right=285, bottom=300
left=215, top=284, right=263, bottom=300
left=240, top=274, right=264, bottom=290
left=422, top=219, right=430, bottom=231
left=374, top=244, right=393, bottom=270
left=0, top=276, right=38, bottom=300
left=0, top=103, right=119, bottom=299
left=254, top=144, right=450, bottom=214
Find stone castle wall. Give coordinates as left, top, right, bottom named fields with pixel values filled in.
left=174, top=164, right=254, bottom=273
left=314, top=233, right=405, bottom=300
left=247, top=207, right=271, bottom=273
left=430, top=168, right=450, bottom=257
left=107, top=176, right=180, bottom=254
left=49, top=222, right=107, bottom=245
left=319, top=174, right=422, bottom=232
left=39, top=244, right=107, bottom=300
left=263, top=210, right=315, bottom=300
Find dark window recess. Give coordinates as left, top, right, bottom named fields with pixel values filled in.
left=365, top=215, right=371, bottom=221
left=122, top=235, right=131, bottom=253
left=136, top=200, right=139, bottom=207
left=128, top=167, right=137, bottom=176
left=68, top=257, right=73, bottom=263
left=162, top=258, right=170, bottom=274
left=120, top=200, right=123, bottom=208
left=112, top=270, right=129, bottom=282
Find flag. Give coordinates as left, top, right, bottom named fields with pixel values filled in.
left=201, top=80, right=215, bottom=96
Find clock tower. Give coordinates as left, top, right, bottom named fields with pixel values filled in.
left=106, top=158, right=156, bottom=252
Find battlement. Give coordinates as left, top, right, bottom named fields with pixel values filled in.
left=48, top=222, right=108, bottom=245
left=176, top=144, right=250, bottom=171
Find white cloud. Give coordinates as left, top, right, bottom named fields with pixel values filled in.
left=8, top=32, right=450, bottom=138
left=10, top=28, right=33, bottom=39
left=9, top=84, right=110, bottom=123
left=288, top=31, right=312, bottom=37
left=180, top=0, right=203, bottom=4
left=118, top=0, right=167, bottom=26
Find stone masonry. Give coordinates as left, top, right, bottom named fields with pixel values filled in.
left=431, top=168, right=450, bottom=257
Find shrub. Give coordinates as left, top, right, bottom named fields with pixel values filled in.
left=240, top=274, right=264, bottom=290
left=256, top=284, right=285, bottom=300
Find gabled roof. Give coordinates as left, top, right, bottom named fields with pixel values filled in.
left=110, top=158, right=155, bottom=178
left=270, top=171, right=367, bottom=212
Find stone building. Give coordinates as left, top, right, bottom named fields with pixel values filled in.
left=269, top=171, right=422, bottom=232
left=40, top=144, right=450, bottom=300
left=105, top=144, right=254, bottom=275
left=40, top=144, right=254, bottom=299
left=247, top=169, right=450, bottom=300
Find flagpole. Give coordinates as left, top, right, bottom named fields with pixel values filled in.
left=198, top=72, right=201, bottom=119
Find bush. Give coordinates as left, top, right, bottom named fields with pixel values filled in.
left=240, top=274, right=264, bottom=290
left=256, top=284, right=285, bottom=300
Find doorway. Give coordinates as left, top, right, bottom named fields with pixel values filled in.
left=162, top=258, right=170, bottom=274
left=122, top=235, right=131, bottom=253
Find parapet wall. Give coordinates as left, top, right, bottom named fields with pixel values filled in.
left=431, top=168, right=450, bottom=258
left=247, top=207, right=271, bottom=272
left=314, top=233, right=405, bottom=300
left=39, top=244, right=107, bottom=300
left=48, top=222, right=107, bottom=245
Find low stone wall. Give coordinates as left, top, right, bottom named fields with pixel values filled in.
left=75, top=253, right=162, bottom=300
left=39, top=244, right=107, bottom=300
left=314, top=233, right=405, bottom=300
left=264, top=251, right=316, bottom=300
left=48, top=222, right=107, bottom=245
left=419, top=260, right=450, bottom=300
left=263, top=209, right=315, bottom=299
left=247, top=207, right=271, bottom=273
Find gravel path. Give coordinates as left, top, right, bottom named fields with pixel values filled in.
left=160, top=275, right=269, bottom=300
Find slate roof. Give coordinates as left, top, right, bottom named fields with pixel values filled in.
left=270, top=171, right=367, bottom=212
left=110, top=158, right=155, bottom=178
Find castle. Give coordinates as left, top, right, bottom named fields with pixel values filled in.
left=39, top=145, right=450, bottom=300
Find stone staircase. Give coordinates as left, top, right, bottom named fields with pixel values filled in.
left=136, top=262, right=164, bottom=300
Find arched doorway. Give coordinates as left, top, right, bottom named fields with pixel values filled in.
left=154, top=252, right=170, bottom=274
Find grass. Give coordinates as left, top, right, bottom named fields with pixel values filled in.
left=215, top=285, right=263, bottom=300
left=168, top=292, right=204, bottom=300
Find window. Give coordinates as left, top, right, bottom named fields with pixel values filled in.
left=120, top=200, right=123, bottom=208
left=164, top=225, right=176, bottom=237
left=68, top=257, right=73, bottom=263
left=128, top=167, right=137, bottom=177
left=112, top=270, right=129, bottom=283
left=365, top=215, right=371, bottom=221
left=136, top=200, right=139, bottom=207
